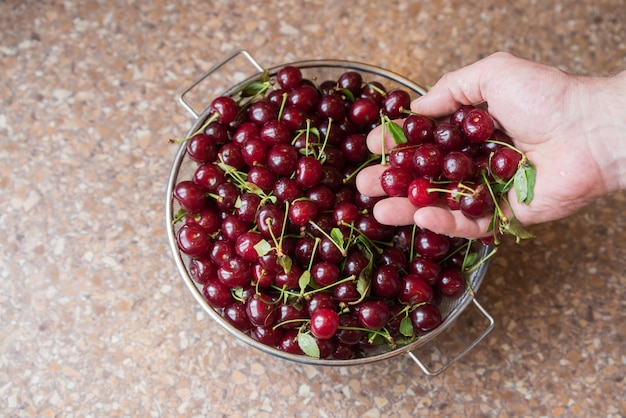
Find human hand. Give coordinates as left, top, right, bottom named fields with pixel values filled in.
left=356, top=52, right=626, bottom=239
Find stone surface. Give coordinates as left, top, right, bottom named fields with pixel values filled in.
left=1, top=0, right=625, bottom=416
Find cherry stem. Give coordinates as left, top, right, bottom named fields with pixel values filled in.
left=170, top=112, right=219, bottom=143
left=277, top=92, right=288, bottom=121
left=308, top=221, right=348, bottom=257
left=342, top=154, right=380, bottom=184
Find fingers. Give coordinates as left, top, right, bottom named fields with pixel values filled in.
left=372, top=197, right=419, bottom=226
left=365, top=119, right=406, bottom=155
left=355, top=164, right=387, bottom=197
left=413, top=206, right=494, bottom=239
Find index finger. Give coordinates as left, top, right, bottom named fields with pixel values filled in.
left=365, top=118, right=406, bottom=155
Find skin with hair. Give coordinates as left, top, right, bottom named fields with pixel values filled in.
left=356, top=52, right=626, bottom=239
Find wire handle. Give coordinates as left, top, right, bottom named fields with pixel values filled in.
left=176, top=50, right=265, bottom=118
left=407, top=299, right=494, bottom=376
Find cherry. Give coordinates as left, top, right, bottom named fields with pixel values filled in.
left=380, top=166, right=414, bottom=197
left=382, top=89, right=411, bottom=119
left=223, top=301, right=252, bottom=332
left=356, top=300, right=390, bottom=330
left=306, top=292, right=337, bottom=316
left=337, top=71, right=363, bottom=95
left=407, top=177, right=439, bottom=207
left=310, top=308, right=340, bottom=340
left=280, top=106, right=308, bottom=131
left=232, top=122, right=260, bottom=146
left=410, top=303, right=442, bottom=333
left=294, top=236, right=319, bottom=267
left=415, top=229, right=450, bottom=260
left=267, top=143, right=298, bottom=176
left=186, top=133, right=218, bottom=163
left=408, top=257, right=441, bottom=286
left=319, top=236, right=344, bottom=263
left=450, top=105, right=475, bottom=127
left=295, top=156, right=324, bottom=189
left=174, top=180, right=207, bottom=214
left=288, top=199, right=319, bottom=226
left=260, top=120, right=292, bottom=146
left=234, top=193, right=261, bottom=224
left=193, top=163, right=226, bottom=193
left=273, top=177, right=303, bottom=204
left=490, top=147, right=522, bottom=180
left=333, top=201, right=360, bottom=227
left=306, top=185, right=336, bottom=212
left=287, top=84, right=319, bottom=112
left=190, top=255, right=218, bottom=285
left=317, top=93, right=346, bottom=120
left=442, top=151, right=476, bottom=182
left=276, top=303, right=307, bottom=329
left=341, top=133, right=369, bottom=164
left=255, top=204, right=285, bottom=240
left=176, top=222, right=211, bottom=257
left=211, top=96, right=239, bottom=124
left=218, top=142, right=246, bottom=170
left=274, top=264, right=303, bottom=290
left=235, top=231, right=264, bottom=262
left=412, top=142, right=444, bottom=178
left=356, top=214, right=392, bottom=242
left=217, top=256, right=251, bottom=288
left=437, top=268, right=467, bottom=298
left=332, top=281, right=361, bottom=304
left=278, top=330, right=305, bottom=355
left=214, top=182, right=239, bottom=212
left=336, top=314, right=364, bottom=345
left=459, top=183, right=495, bottom=219
left=389, top=145, right=417, bottom=170
left=376, top=246, right=407, bottom=270
left=250, top=326, right=284, bottom=347
left=403, top=114, right=436, bottom=144
left=247, top=165, right=276, bottom=193
left=248, top=100, right=279, bottom=126
left=462, top=108, right=495, bottom=143
left=240, top=138, right=268, bottom=167
left=202, top=278, right=233, bottom=308
left=434, top=122, right=467, bottom=151
left=204, top=121, right=230, bottom=145
left=276, top=66, right=302, bottom=90
left=209, top=238, right=236, bottom=266
left=372, top=265, right=400, bottom=298
left=348, top=98, right=379, bottom=126
left=221, top=214, right=250, bottom=242
left=246, top=293, right=278, bottom=327
left=311, top=261, right=341, bottom=287
left=360, top=81, right=386, bottom=104
left=397, top=273, right=434, bottom=305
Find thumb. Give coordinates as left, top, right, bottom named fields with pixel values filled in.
left=410, top=52, right=517, bottom=118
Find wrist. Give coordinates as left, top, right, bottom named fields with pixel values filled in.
left=578, top=70, right=626, bottom=194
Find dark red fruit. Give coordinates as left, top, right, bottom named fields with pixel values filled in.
left=490, top=147, right=522, bottom=180
left=462, top=108, right=495, bottom=143
left=176, top=222, right=211, bottom=257
left=310, top=308, right=340, bottom=340
left=437, top=268, right=467, bottom=298
left=380, top=166, right=414, bottom=197
left=407, top=177, right=439, bottom=207
left=410, top=303, right=442, bottom=333
left=356, top=300, right=390, bottom=330
left=174, top=180, right=207, bottom=214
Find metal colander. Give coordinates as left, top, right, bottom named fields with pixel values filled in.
left=165, top=50, right=494, bottom=375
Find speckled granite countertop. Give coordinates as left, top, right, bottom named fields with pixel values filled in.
left=2, top=1, right=625, bottom=417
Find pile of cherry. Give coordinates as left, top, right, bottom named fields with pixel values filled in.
left=171, top=65, right=532, bottom=360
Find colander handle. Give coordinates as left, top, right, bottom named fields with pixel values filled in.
left=177, top=49, right=265, bottom=118
left=406, top=298, right=494, bottom=376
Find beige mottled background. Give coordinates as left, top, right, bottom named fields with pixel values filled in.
left=1, top=1, right=625, bottom=417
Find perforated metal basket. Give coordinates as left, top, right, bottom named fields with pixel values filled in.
left=166, top=50, right=494, bottom=375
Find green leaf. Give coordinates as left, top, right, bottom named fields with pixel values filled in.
left=297, top=332, right=320, bottom=358
left=514, top=163, right=536, bottom=205
left=243, top=181, right=265, bottom=196
left=502, top=216, right=535, bottom=243
left=400, top=316, right=414, bottom=337
left=330, top=227, right=344, bottom=247
left=277, top=255, right=292, bottom=274
left=356, top=274, right=369, bottom=298
left=385, top=117, right=408, bottom=145
left=253, top=239, right=273, bottom=257
left=298, top=270, right=311, bottom=292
